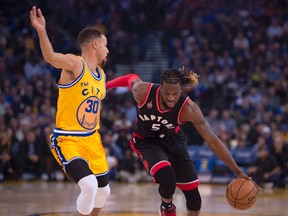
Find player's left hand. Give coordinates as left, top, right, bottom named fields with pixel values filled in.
left=236, top=170, right=250, bottom=179
left=236, top=170, right=262, bottom=192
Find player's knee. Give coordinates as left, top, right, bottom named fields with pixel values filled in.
left=94, top=185, right=111, bottom=208
left=154, top=166, right=176, bottom=199
left=78, top=174, right=98, bottom=195
left=77, top=175, right=98, bottom=214
left=65, top=158, right=93, bottom=183
left=183, top=188, right=202, bottom=211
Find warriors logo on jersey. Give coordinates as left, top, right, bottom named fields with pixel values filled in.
left=55, top=56, right=106, bottom=132
left=77, top=95, right=100, bottom=130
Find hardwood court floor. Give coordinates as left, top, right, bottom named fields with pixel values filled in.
left=0, top=180, right=287, bottom=216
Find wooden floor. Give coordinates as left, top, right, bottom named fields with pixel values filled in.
left=0, top=180, right=287, bottom=216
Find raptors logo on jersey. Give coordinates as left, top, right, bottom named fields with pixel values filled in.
left=135, top=83, right=189, bottom=138
left=138, top=114, right=175, bottom=130
left=147, top=100, right=153, bottom=109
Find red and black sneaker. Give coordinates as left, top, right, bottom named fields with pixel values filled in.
left=159, top=203, right=176, bottom=216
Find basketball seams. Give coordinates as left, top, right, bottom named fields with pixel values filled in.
left=235, top=178, right=245, bottom=200
left=237, top=184, right=257, bottom=200
left=232, top=178, right=245, bottom=208
left=227, top=198, right=255, bottom=210
left=227, top=179, right=243, bottom=208
left=226, top=178, right=258, bottom=210
left=229, top=178, right=246, bottom=198
left=226, top=196, right=256, bottom=205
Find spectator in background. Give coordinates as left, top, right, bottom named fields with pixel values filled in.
left=233, top=32, right=250, bottom=50
left=248, top=146, right=281, bottom=188
left=247, top=86, right=263, bottom=109
left=0, top=94, right=10, bottom=116
left=120, top=99, right=137, bottom=124
left=102, top=130, right=123, bottom=163
left=17, top=130, right=43, bottom=180
left=104, top=146, right=118, bottom=181
left=252, top=136, right=269, bottom=156
left=0, top=127, right=18, bottom=181
left=271, top=133, right=288, bottom=188
left=235, top=95, right=255, bottom=123
left=117, top=149, right=151, bottom=183
left=114, top=129, right=131, bottom=154
left=102, top=130, right=125, bottom=180
left=113, top=111, right=133, bottom=132
left=206, top=108, right=220, bottom=133
left=266, top=64, right=282, bottom=85
left=219, top=109, right=237, bottom=136
left=246, top=122, right=264, bottom=146
left=266, top=18, right=284, bottom=39
left=23, top=55, right=42, bottom=81
left=261, top=125, right=274, bottom=151
left=267, top=86, right=281, bottom=113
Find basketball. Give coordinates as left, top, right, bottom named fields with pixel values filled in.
left=226, top=178, right=259, bottom=210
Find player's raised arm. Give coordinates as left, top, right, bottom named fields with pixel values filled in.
left=30, top=6, right=81, bottom=73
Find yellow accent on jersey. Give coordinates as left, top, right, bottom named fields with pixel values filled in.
left=55, top=57, right=106, bottom=131
left=51, top=131, right=109, bottom=175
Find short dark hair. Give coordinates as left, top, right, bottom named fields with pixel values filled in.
left=160, top=68, right=199, bottom=86
left=77, top=27, right=104, bottom=48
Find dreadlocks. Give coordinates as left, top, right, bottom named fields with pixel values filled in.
left=160, top=68, right=199, bottom=87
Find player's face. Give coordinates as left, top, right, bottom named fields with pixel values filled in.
left=97, top=35, right=109, bottom=67
left=160, top=82, right=182, bottom=109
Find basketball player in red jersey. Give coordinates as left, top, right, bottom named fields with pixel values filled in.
left=30, top=6, right=110, bottom=216
left=106, top=69, right=254, bottom=216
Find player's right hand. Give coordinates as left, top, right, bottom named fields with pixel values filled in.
left=30, top=6, right=46, bottom=32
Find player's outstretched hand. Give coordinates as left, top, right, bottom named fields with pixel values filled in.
left=249, top=178, right=262, bottom=193
left=237, top=170, right=262, bottom=192
left=236, top=170, right=250, bottom=180
left=30, top=6, right=46, bottom=32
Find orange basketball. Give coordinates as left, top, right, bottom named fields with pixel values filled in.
left=226, top=178, right=259, bottom=210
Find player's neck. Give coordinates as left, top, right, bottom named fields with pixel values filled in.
left=82, top=56, right=98, bottom=73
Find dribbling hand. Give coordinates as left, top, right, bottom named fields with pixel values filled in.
left=236, top=170, right=262, bottom=192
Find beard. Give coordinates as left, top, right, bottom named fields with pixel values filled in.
left=162, top=101, right=171, bottom=109
left=161, top=93, right=174, bottom=109
left=100, top=59, right=107, bottom=67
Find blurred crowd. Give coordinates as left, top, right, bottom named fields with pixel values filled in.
left=0, top=0, right=288, bottom=187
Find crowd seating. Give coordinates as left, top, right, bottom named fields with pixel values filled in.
left=187, top=145, right=256, bottom=183
left=0, top=0, right=287, bottom=187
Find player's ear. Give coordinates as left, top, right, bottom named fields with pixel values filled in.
left=92, top=39, right=98, bottom=49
